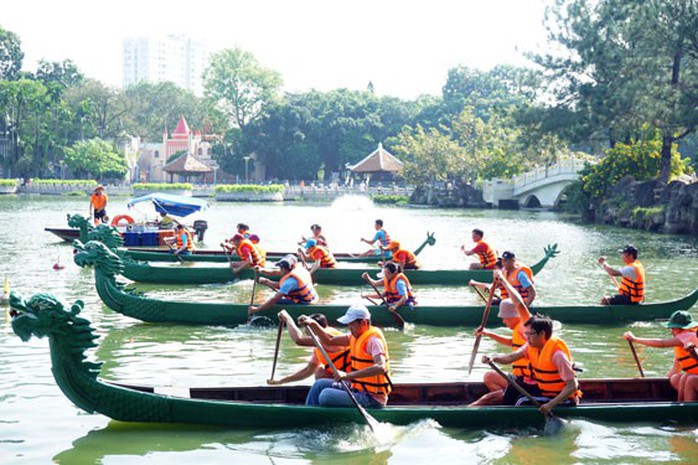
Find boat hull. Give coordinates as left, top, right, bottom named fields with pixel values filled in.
left=123, top=248, right=388, bottom=264
left=45, top=227, right=80, bottom=242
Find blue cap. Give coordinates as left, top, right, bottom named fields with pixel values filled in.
left=305, top=239, right=317, bottom=249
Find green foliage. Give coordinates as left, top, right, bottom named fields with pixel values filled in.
left=133, top=183, right=193, bottom=191
left=214, top=184, right=284, bottom=194
left=631, top=206, right=665, bottom=222
left=32, top=179, right=96, bottom=187
left=558, top=181, right=590, bottom=214
left=167, top=150, right=187, bottom=164
left=392, top=125, right=464, bottom=186
left=370, top=194, right=408, bottom=205
left=64, top=138, right=128, bottom=180
left=0, top=26, right=23, bottom=80
left=64, top=190, right=87, bottom=196
left=0, top=179, right=17, bottom=186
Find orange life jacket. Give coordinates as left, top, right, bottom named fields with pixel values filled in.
left=619, top=260, right=645, bottom=303
left=526, top=335, right=582, bottom=400
left=394, top=249, right=418, bottom=268
left=511, top=321, right=532, bottom=381
left=476, top=240, right=498, bottom=269
left=308, top=245, right=337, bottom=268
left=674, top=330, right=698, bottom=375
left=175, top=229, right=194, bottom=251
left=378, top=228, right=391, bottom=247
left=279, top=266, right=318, bottom=304
left=236, top=238, right=265, bottom=267
left=383, top=272, right=415, bottom=305
left=90, top=192, right=108, bottom=210
left=349, top=326, right=392, bottom=395
left=313, top=327, right=350, bottom=375
left=500, top=265, right=534, bottom=300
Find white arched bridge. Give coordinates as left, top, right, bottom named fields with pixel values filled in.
left=482, top=158, right=586, bottom=209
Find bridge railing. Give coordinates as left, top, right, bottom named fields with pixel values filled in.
left=512, top=158, right=586, bottom=190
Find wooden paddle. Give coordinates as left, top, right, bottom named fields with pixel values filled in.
left=471, top=284, right=489, bottom=304
left=467, top=278, right=499, bottom=375
left=221, top=243, right=242, bottom=283
left=305, top=325, right=380, bottom=432
left=486, top=360, right=566, bottom=434
left=598, top=261, right=621, bottom=289
left=269, top=320, right=284, bottom=382
left=626, top=339, right=645, bottom=378
left=249, top=269, right=259, bottom=307
left=362, top=273, right=405, bottom=330
left=166, top=242, right=184, bottom=263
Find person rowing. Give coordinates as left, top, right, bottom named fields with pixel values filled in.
left=461, top=228, right=498, bottom=270
left=228, top=233, right=266, bottom=274
left=298, top=238, right=337, bottom=269
left=267, top=310, right=350, bottom=385
left=469, top=273, right=534, bottom=406
left=358, top=219, right=391, bottom=257
left=481, top=314, right=582, bottom=415
left=623, top=311, right=698, bottom=401
left=362, top=262, right=416, bottom=312
left=470, top=251, right=535, bottom=307
left=249, top=255, right=318, bottom=316
left=301, top=304, right=392, bottom=409
left=598, top=244, right=645, bottom=305
left=380, top=240, right=420, bottom=270
left=298, top=224, right=328, bottom=248
left=163, top=224, right=194, bottom=256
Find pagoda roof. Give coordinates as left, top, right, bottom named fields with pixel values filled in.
left=162, top=153, right=212, bottom=174
left=348, top=143, right=403, bottom=173
left=172, top=116, right=190, bottom=139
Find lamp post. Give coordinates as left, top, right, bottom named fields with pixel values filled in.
left=243, top=156, right=251, bottom=183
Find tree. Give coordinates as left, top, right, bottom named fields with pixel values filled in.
left=0, top=26, right=23, bottom=80
left=63, top=138, right=128, bottom=180
left=63, top=79, right=128, bottom=141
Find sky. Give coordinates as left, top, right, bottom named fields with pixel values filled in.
left=3, top=0, right=549, bottom=100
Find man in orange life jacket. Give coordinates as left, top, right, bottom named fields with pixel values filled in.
left=301, top=304, right=392, bottom=408
left=249, top=255, right=318, bottom=316
left=89, top=185, right=108, bottom=225
left=482, top=314, right=582, bottom=415
left=624, top=310, right=698, bottom=402
left=164, top=224, right=193, bottom=256
left=298, top=224, right=328, bottom=248
left=358, top=219, right=391, bottom=257
left=469, top=251, right=536, bottom=307
left=598, top=244, right=645, bottom=305
left=380, top=240, right=420, bottom=269
left=298, top=238, right=337, bottom=269
left=267, top=310, right=350, bottom=385
left=461, top=228, right=498, bottom=270
left=469, top=272, right=535, bottom=406
left=362, top=262, right=416, bottom=312
left=228, top=234, right=265, bottom=274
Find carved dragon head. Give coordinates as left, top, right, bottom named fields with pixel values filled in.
left=87, top=224, right=124, bottom=251
left=73, top=240, right=125, bottom=277
left=544, top=243, right=559, bottom=259
left=425, top=231, right=436, bottom=246
left=67, top=213, right=93, bottom=230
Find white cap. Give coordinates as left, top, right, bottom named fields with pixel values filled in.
left=497, top=299, right=519, bottom=319
left=337, top=303, right=371, bottom=324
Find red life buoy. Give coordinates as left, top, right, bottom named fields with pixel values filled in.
left=111, top=214, right=135, bottom=227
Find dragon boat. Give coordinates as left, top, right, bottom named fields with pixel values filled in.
left=9, top=291, right=698, bottom=429
left=123, top=231, right=437, bottom=265
left=74, top=240, right=698, bottom=328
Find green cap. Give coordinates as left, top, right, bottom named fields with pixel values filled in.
left=663, top=311, right=698, bottom=329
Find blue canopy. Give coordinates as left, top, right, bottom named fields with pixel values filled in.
left=127, top=193, right=209, bottom=218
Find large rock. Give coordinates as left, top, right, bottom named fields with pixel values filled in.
left=663, top=180, right=698, bottom=234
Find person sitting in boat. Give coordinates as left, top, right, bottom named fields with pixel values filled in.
left=469, top=273, right=534, bottom=406
left=358, top=219, right=391, bottom=257
left=163, top=224, right=194, bottom=256
left=482, top=314, right=582, bottom=415
left=228, top=234, right=266, bottom=273
left=624, top=311, right=698, bottom=402
left=380, top=240, right=420, bottom=270
left=267, top=310, right=350, bottom=385
left=461, top=228, right=498, bottom=270
left=249, top=255, right=318, bottom=316
left=298, top=239, right=337, bottom=270
left=298, top=224, right=328, bottom=248
left=362, top=262, right=416, bottom=312
left=301, top=304, right=392, bottom=409
left=157, top=211, right=179, bottom=230
left=89, top=185, right=108, bottom=225
left=598, top=244, right=645, bottom=305
left=470, top=252, right=535, bottom=307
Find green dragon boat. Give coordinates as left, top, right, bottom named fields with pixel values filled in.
left=9, top=291, right=698, bottom=430
left=74, top=241, right=698, bottom=328
left=123, top=231, right=436, bottom=265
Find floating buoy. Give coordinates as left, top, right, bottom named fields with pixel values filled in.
left=0, top=277, right=9, bottom=304
left=53, top=252, right=65, bottom=271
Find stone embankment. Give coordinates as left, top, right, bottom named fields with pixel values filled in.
left=596, top=175, right=698, bottom=235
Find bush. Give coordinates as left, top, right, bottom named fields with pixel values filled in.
left=371, top=194, right=409, bottom=205
left=631, top=206, right=664, bottom=222
left=0, top=179, right=18, bottom=186
left=64, top=190, right=87, bottom=196
left=214, top=184, right=284, bottom=194
left=32, top=179, right=97, bottom=187
left=132, top=183, right=193, bottom=191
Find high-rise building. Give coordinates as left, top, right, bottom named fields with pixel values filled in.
left=122, top=35, right=208, bottom=96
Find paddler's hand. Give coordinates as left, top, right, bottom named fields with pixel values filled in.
left=474, top=327, right=487, bottom=337
left=277, top=309, right=291, bottom=323
left=267, top=379, right=282, bottom=385
left=297, top=315, right=310, bottom=326
left=493, top=269, right=504, bottom=280
left=481, top=355, right=492, bottom=365
left=460, top=245, right=466, bottom=252
left=248, top=305, right=258, bottom=315
left=388, top=304, right=397, bottom=313
left=333, top=370, right=349, bottom=382
left=597, top=256, right=607, bottom=265
left=361, top=272, right=370, bottom=280
left=623, top=331, right=635, bottom=342
left=539, top=401, right=554, bottom=416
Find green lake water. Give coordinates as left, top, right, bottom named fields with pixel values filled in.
left=1, top=194, right=697, bottom=464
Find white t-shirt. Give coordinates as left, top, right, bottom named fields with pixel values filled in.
left=619, top=265, right=637, bottom=281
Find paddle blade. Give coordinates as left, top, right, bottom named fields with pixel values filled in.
left=543, top=415, right=567, bottom=435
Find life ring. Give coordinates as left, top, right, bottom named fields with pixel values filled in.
left=111, top=214, right=135, bottom=227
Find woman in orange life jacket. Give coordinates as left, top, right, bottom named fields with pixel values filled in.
left=267, top=310, right=350, bottom=385
left=598, top=244, right=645, bottom=305
left=249, top=254, right=318, bottom=316
left=461, top=228, right=498, bottom=270
left=358, top=219, right=392, bottom=257
left=298, top=224, right=328, bottom=248
left=300, top=304, right=392, bottom=409
left=380, top=240, right=420, bottom=269
left=228, top=234, right=265, bottom=274
left=624, top=311, right=698, bottom=402
left=362, top=262, right=416, bottom=312
left=482, top=314, right=582, bottom=415
left=163, top=224, right=194, bottom=256
left=298, top=238, right=337, bottom=270
left=469, top=271, right=535, bottom=406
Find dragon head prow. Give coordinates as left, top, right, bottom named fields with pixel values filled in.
left=73, top=240, right=125, bottom=276
left=67, top=213, right=93, bottom=230
left=10, top=291, right=85, bottom=341
left=87, top=224, right=124, bottom=251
